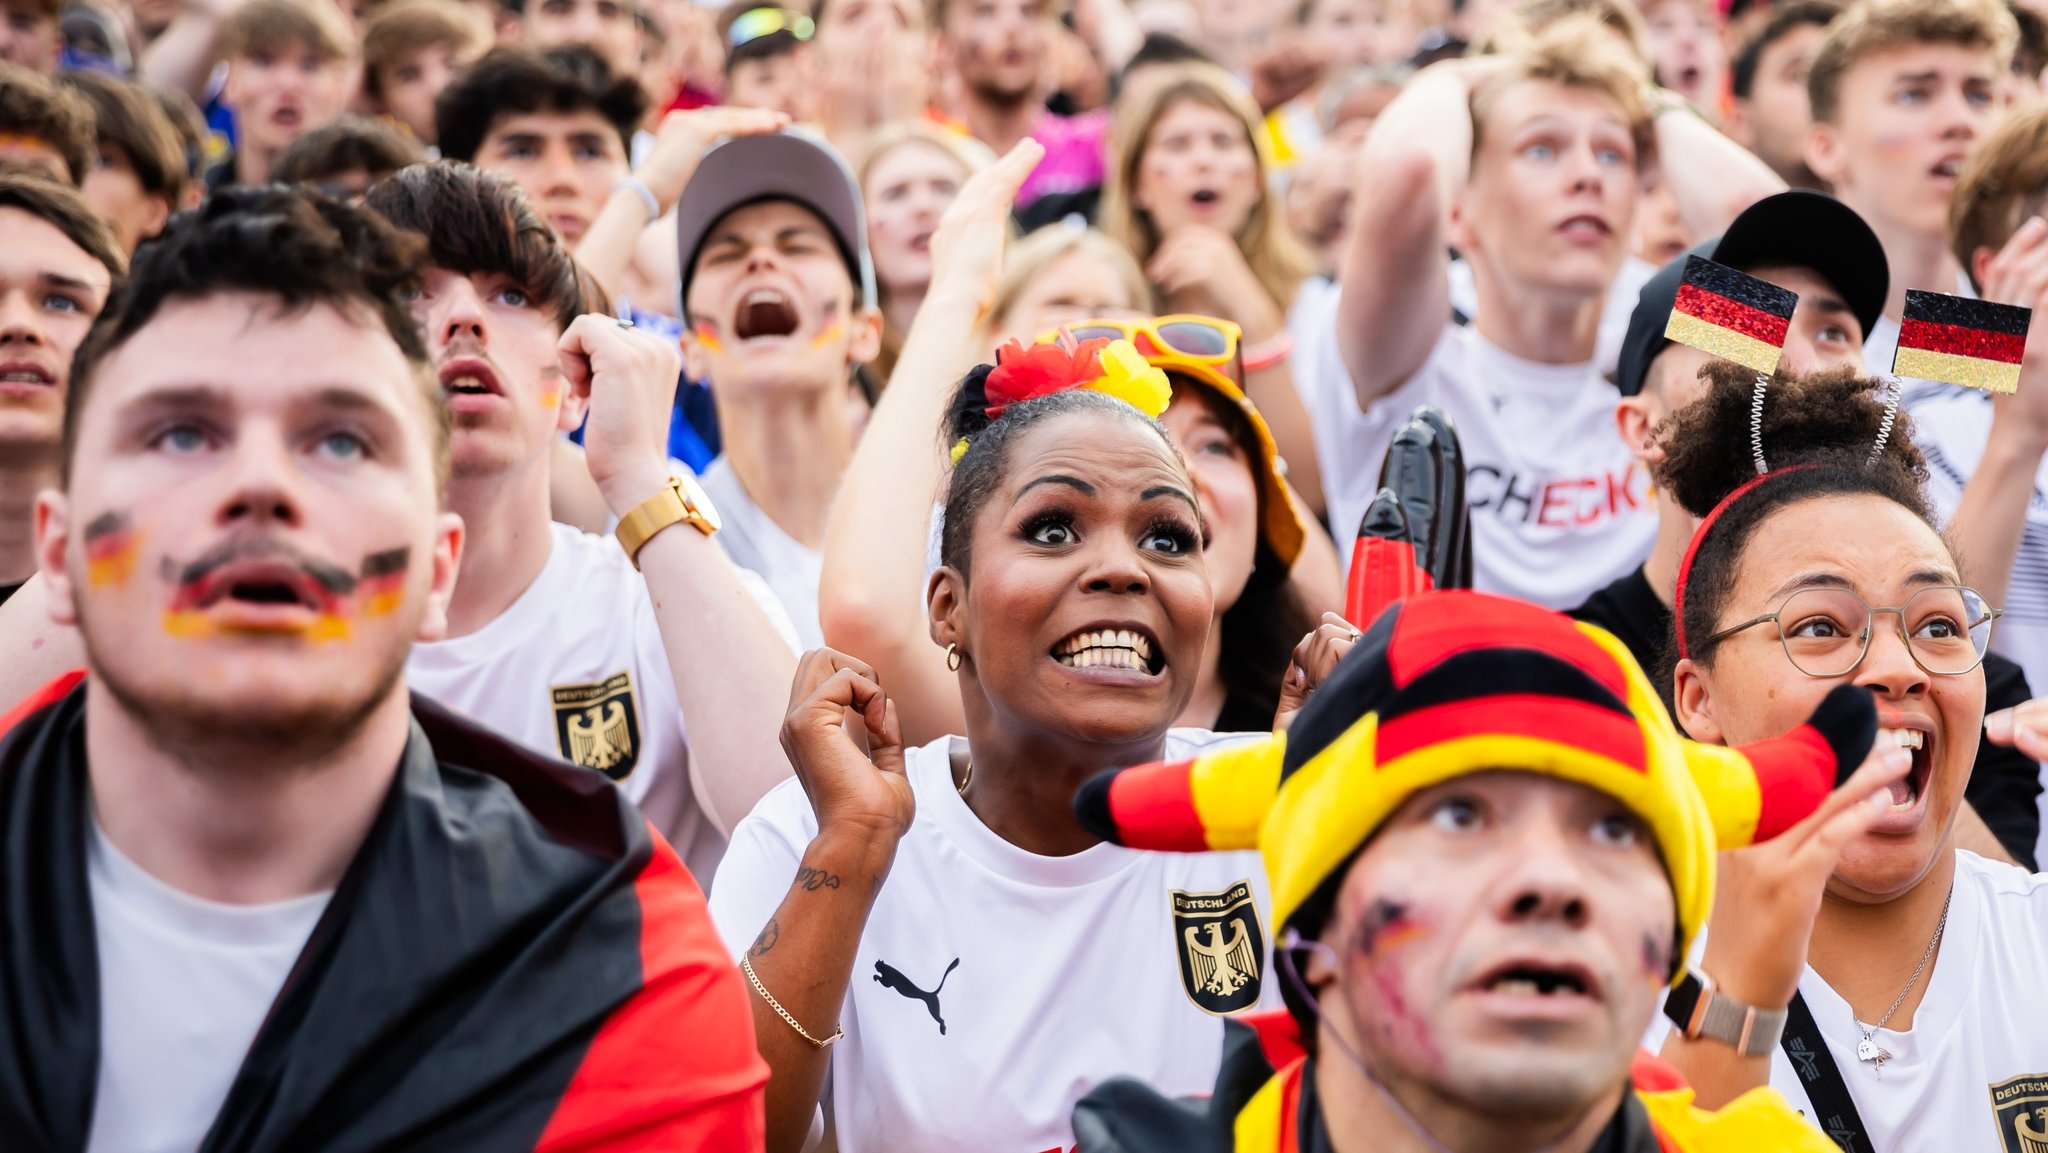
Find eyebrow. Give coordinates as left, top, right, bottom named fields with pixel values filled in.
left=39, top=272, right=103, bottom=294
left=1767, top=565, right=1960, bottom=601
left=1140, top=484, right=1202, bottom=516
left=1015, top=474, right=1096, bottom=503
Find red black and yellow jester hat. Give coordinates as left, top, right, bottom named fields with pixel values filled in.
left=1074, top=591, right=1876, bottom=970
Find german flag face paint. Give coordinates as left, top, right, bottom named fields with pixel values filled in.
left=1893, top=289, right=2031, bottom=394
left=1665, top=256, right=1797, bottom=376
left=158, top=540, right=371, bottom=642
left=358, top=547, right=409, bottom=616
left=82, top=512, right=142, bottom=588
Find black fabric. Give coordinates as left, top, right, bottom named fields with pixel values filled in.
left=0, top=686, right=654, bottom=1153
left=0, top=579, right=20, bottom=608
left=1568, top=566, right=2041, bottom=869
left=1014, top=184, right=1101, bottom=233
left=1215, top=691, right=1275, bottom=735
left=1781, top=992, right=1869, bottom=1153
left=1976, top=652, right=2042, bottom=870
left=1568, top=565, right=1674, bottom=715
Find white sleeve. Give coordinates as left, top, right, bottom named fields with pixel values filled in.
left=706, top=782, right=815, bottom=959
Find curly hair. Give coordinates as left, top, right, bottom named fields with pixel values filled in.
left=1652, top=362, right=1934, bottom=668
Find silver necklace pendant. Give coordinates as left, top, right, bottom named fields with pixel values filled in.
left=1856, top=1036, right=1879, bottom=1062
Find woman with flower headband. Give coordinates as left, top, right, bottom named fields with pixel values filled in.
left=707, top=332, right=1288, bottom=1153
left=819, top=142, right=1344, bottom=749
left=1644, top=363, right=2048, bottom=1151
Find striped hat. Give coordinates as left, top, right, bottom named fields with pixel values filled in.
left=1074, top=591, right=1876, bottom=970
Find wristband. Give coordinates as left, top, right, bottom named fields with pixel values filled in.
left=1663, top=968, right=1786, bottom=1057
left=617, top=175, right=660, bottom=221
left=1243, top=332, right=1294, bottom=373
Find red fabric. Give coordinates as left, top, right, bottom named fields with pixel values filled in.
left=663, top=85, right=718, bottom=113
left=1386, top=591, right=1628, bottom=700
left=1108, top=759, right=1213, bottom=852
left=535, top=829, right=768, bottom=1152
left=1673, top=284, right=1792, bottom=346
left=0, top=670, right=84, bottom=740
left=1897, top=317, right=2026, bottom=364
left=1745, top=722, right=1835, bottom=843
left=983, top=336, right=1112, bottom=418
left=1630, top=1049, right=1691, bottom=1093
left=1243, top=1009, right=1307, bottom=1070
left=1275, top=1058, right=1302, bottom=1153
left=1376, top=696, right=1648, bottom=773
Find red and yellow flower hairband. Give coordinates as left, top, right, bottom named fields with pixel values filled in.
left=949, top=332, right=1173, bottom=464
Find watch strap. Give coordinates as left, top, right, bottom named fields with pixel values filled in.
left=1665, top=970, right=1786, bottom=1058
left=614, top=477, right=715, bottom=568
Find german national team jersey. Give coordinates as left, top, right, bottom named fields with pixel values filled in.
left=707, top=731, right=1281, bottom=1153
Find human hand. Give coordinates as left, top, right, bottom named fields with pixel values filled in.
left=558, top=315, right=683, bottom=513
left=1977, top=216, right=2048, bottom=451
left=781, top=648, right=914, bottom=845
left=927, top=138, right=1045, bottom=316
left=1147, top=224, right=1273, bottom=332
left=1274, top=612, right=1361, bottom=731
left=1697, top=738, right=1911, bottom=1007
left=635, top=105, right=791, bottom=213
left=1984, top=695, right=2048, bottom=759
left=1249, top=36, right=1327, bottom=113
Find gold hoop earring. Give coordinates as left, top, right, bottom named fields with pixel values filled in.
left=946, top=643, right=963, bottom=671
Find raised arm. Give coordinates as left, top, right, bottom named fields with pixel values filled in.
left=816, top=140, right=1042, bottom=747
left=575, top=108, right=789, bottom=304
left=1948, top=216, right=2048, bottom=611
left=562, top=315, right=800, bottom=836
left=0, top=574, right=86, bottom=711
left=1334, top=59, right=1485, bottom=410
left=744, top=649, right=915, bottom=1153
left=1648, top=91, right=1786, bottom=239
left=139, top=0, right=241, bottom=102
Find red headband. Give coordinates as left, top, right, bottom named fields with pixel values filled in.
left=1673, top=465, right=1817, bottom=660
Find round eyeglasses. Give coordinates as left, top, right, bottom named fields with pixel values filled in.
left=1694, top=585, right=2001, bottom=677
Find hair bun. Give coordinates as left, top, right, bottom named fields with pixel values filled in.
left=1653, top=363, right=1928, bottom=519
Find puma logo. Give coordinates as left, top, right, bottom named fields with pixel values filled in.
left=873, top=957, right=959, bottom=1035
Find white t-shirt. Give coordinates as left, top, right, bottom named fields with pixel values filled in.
left=1649, top=852, right=2048, bottom=1151
left=1292, top=284, right=1656, bottom=609
left=707, top=730, right=1280, bottom=1153
left=86, top=821, right=331, bottom=1153
left=1447, top=256, right=1655, bottom=377
left=408, top=521, right=798, bottom=884
left=700, top=456, right=824, bottom=652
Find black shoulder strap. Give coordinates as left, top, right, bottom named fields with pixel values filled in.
left=1780, top=991, right=1872, bottom=1152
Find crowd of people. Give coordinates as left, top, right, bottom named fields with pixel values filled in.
left=0, top=0, right=2046, bottom=1143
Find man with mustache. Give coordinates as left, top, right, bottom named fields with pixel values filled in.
left=0, top=185, right=765, bottom=1151
left=0, top=164, right=803, bottom=885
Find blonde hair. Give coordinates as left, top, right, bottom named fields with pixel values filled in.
left=987, top=223, right=1158, bottom=340
left=1807, top=0, right=2018, bottom=123
left=1471, top=0, right=1651, bottom=62
left=856, top=119, right=997, bottom=191
left=1951, top=102, right=2048, bottom=289
left=1099, top=63, right=1316, bottom=311
left=1471, top=14, right=1656, bottom=168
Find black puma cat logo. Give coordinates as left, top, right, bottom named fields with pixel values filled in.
left=873, top=958, right=959, bottom=1035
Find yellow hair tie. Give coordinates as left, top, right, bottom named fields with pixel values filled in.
left=949, top=436, right=972, bottom=465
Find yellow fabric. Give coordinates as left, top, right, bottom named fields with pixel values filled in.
left=1636, top=1085, right=1846, bottom=1153
left=1231, top=1065, right=1287, bottom=1151
left=1189, top=737, right=1287, bottom=852
left=1090, top=339, right=1173, bottom=417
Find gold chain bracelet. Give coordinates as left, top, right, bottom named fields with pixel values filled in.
left=741, top=955, right=844, bottom=1048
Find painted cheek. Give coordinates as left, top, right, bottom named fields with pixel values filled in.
left=692, top=319, right=724, bottom=353
left=82, top=511, right=143, bottom=588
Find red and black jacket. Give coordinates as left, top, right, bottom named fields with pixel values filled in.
left=0, top=676, right=767, bottom=1152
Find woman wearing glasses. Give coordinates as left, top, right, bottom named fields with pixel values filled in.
left=1648, top=368, right=2048, bottom=1152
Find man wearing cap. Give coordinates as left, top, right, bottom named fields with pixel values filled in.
left=1573, top=189, right=1884, bottom=679
left=1574, top=191, right=2041, bottom=867
left=673, top=128, right=884, bottom=648
left=1067, top=591, right=1886, bottom=1153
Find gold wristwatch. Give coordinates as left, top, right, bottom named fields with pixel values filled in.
left=614, top=473, right=722, bottom=568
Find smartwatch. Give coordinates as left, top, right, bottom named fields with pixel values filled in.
left=1663, top=968, right=1786, bottom=1057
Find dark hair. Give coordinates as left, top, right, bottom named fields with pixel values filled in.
left=148, top=86, right=210, bottom=190
left=1653, top=362, right=1934, bottom=671
left=2011, top=0, right=2048, bottom=76
left=0, top=66, right=95, bottom=186
left=434, top=45, right=648, bottom=164
left=363, top=161, right=592, bottom=333
left=219, top=0, right=356, bottom=60
left=0, top=167, right=126, bottom=281
left=721, top=0, right=808, bottom=72
left=939, top=375, right=1185, bottom=577
left=273, top=116, right=429, bottom=188
left=1110, top=32, right=1214, bottom=101
left=64, top=186, right=440, bottom=485
left=59, top=72, right=188, bottom=209
left=1731, top=0, right=1844, bottom=99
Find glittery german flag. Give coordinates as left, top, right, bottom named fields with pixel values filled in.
left=1664, top=255, right=1798, bottom=376
left=1893, top=289, right=2031, bottom=394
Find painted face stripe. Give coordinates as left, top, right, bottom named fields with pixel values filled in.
left=1672, top=284, right=1794, bottom=347
left=1665, top=310, right=1785, bottom=376
left=1375, top=697, right=1649, bottom=773
left=1678, top=254, right=1798, bottom=319
left=1902, top=288, right=2032, bottom=337
left=1893, top=346, right=2023, bottom=394
left=1896, top=317, right=2026, bottom=364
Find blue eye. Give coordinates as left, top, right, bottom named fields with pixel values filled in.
left=316, top=430, right=368, bottom=460
left=494, top=286, right=530, bottom=307
left=152, top=424, right=208, bottom=454
left=1430, top=797, right=1482, bottom=832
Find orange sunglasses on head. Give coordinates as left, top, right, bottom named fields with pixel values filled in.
left=1043, top=315, right=1245, bottom=384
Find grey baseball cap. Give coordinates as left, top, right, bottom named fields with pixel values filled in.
left=673, top=128, right=878, bottom=312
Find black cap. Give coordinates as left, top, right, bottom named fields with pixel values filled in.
left=1615, top=191, right=1889, bottom=397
